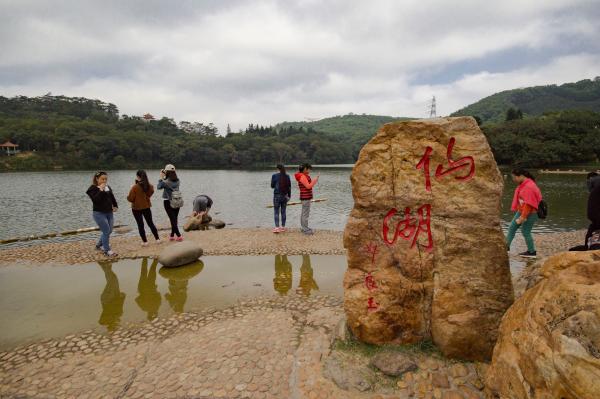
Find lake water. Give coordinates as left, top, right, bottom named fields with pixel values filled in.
left=0, top=255, right=347, bottom=349
left=0, top=254, right=529, bottom=350
left=0, top=168, right=593, bottom=244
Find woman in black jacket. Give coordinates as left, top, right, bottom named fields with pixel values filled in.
left=86, top=171, right=118, bottom=256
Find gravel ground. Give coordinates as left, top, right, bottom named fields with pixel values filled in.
left=0, top=226, right=587, bottom=266
left=0, top=228, right=345, bottom=266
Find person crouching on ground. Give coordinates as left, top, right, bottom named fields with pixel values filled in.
left=127, top=170, right=161, bottom=247
left=506, top=168, right=542, bottom=258
left=87, top=171, right=118, bottom=257
left=294, top=163, right=319, bottom=235
left=192, top=194, right=213, bottom=222
left=271, top=164, right=291, bottom=233
left=158, top=164, right=183, bottom=241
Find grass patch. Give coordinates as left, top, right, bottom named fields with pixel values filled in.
left=334, top=335, right=441, bottom=358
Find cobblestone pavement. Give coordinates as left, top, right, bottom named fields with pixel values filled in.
left=0, top=228, right=345, bottom=266
left=0, top=293, right=488, bottom=399
left=0, top=230, right=584, bottom=398
left=1, top=228, right=585, bottom=267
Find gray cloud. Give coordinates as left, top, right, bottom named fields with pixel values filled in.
left=1, top=0, right=599, bottom=132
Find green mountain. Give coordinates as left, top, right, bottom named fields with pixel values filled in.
left=275, top=114, right=412, bottom=137
left=451, top=77, right=600, bottom=124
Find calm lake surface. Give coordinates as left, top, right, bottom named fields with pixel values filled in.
left=0, top=168, right=594, bottom=244
left=0, top=254, right=528, bottom=350
left=0, top=255, right=346, bottom=349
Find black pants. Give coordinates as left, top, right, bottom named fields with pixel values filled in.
left=569, top=221, right=600, bottom=251
left=163, top=200, right=181, bottom=237
left=132, top=208, right=159, bottom=242
left=585, top=221, right=600, bottom=247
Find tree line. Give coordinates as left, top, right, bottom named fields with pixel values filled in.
left=1, top=95, right=599, bottom=170
left=0, top=95, right=355, bottom=170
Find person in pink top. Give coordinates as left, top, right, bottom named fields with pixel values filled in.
left=506, top=168, right=543, bottom=258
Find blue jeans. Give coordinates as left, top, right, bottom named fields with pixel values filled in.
left=273, top=195, right=288, bottom=227
left=93, top=211, right=114, bottom=252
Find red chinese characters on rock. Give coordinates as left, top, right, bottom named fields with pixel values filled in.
left=416, top=137, right=475, bottom=192
left=380, top=137, right=475, bottom=252
left=381, top=204, right=433, bottom=252
left=363, top=243, right=380, bottom=312
left=364, top=272, right=377, bottom=292
left=367, top=297, right=379, bottom=312
left=364, top=242, right=378, bottom=265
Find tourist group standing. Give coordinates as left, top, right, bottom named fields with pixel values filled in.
left=87, top=165, right=187, bottom=256
left=270, top=163, right=320, bottom=235
left=87, top=162, right=324, bottom=257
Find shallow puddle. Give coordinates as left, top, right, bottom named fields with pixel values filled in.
left=0, top=255, right=346, bottom=349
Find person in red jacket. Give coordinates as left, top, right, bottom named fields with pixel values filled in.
left=294, top=163, right=319, bottom=235
left=506, top=168, right=542, bottom=258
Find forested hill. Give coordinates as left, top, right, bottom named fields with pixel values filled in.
left=1, top=94, right=599, bottom=170
left=451, top=78, right=600, bottom=124
left=275, top=114, right=412, bottom=137
left=0, top=95, right=363, bottom=170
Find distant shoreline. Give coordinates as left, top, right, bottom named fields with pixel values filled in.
left=2, top=164, right=600, bottom=174
left=538, top=168, right=600, bottom=174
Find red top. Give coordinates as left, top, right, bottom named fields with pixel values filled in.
left=511, top=178, right=542, bottom=217
left=294, top=172, right=314, bottom=200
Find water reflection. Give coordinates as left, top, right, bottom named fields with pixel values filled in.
left=98, top=255, right=319, bottom=331
left=297, top=255, right=319, bottom=296
left=135, top=258, right=161, bottom=321
left=0, top=255, right=349, bottom=348
left=273, top=255, right=293, bottom=295
left=159, top=261, right=204, bottom=313
left=98, top=261, right=126, bottom=331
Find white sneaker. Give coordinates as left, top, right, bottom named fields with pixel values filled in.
left=105, top=250, right=118, bottom=257
left=141, top=242, right=149, bottom=247
left=155, top=239, right=162, bottom=244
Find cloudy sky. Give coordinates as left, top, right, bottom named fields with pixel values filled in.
left=1, top=0, right=599, bottom=132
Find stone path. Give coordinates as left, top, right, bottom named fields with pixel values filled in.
left=0, top=228, right=345, bottom=266
left=0, top=229, right=586, bottom=398
left=0, top=294, right=487, bottom=399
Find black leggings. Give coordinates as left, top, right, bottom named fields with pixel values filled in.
left=132, top=208, right=159, bottom=242
left=569, top=221, right=600, bottom=251
left=163, top=200, right=181, bottom=237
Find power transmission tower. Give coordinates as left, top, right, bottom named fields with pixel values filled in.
left=428, top=96, right=437, bottom=118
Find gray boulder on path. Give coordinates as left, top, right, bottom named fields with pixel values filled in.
left=158, top=241, right=203, bottom=268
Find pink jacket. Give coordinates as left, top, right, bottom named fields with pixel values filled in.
left=511, top=178, right=542, bottom=212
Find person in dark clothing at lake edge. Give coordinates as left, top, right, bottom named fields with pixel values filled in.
left=127, top=170, right=161, bottom=246
left=271, top=164, right=291, bottom=233
left=158, top=164, right=183, bottom=241
left=294, top=163, right=319, bottom=235
left=86, top=171, right=118, bottom=256
left=570, top=172, right=600, bottom=251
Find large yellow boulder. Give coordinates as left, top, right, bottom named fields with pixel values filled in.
left=343, top=117, right=513, bottom=361
left=486, top=251, right=600, bottom=398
